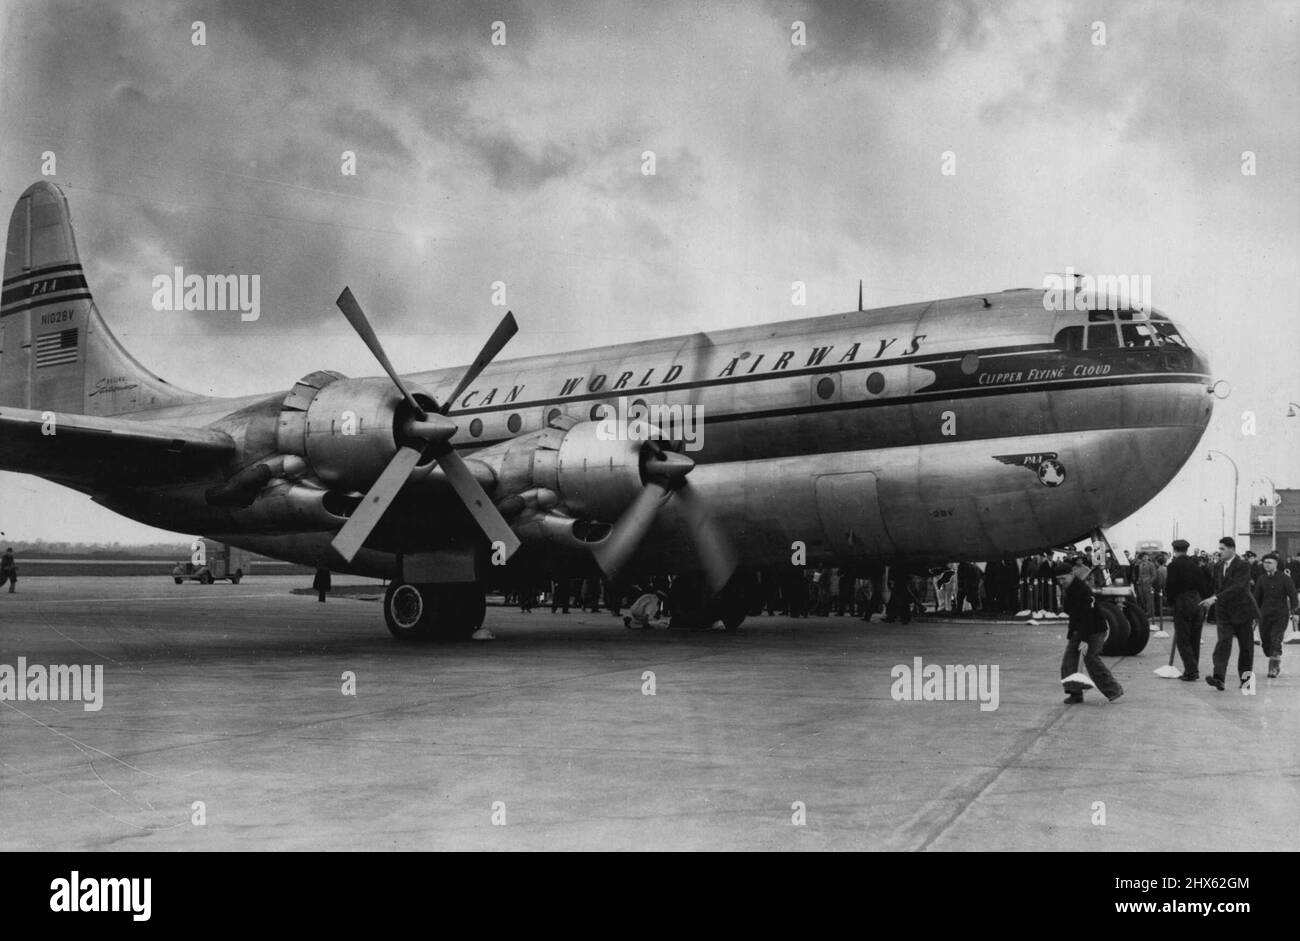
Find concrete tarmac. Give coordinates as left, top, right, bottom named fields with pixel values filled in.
left=1, top=576, right=1296, bottom=851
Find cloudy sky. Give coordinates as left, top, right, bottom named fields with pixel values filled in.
left=0, top=0, right=1296, bottom=550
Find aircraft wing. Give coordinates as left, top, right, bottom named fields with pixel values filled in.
left=0, top=406, right=235, bottom=490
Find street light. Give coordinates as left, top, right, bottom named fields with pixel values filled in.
left=1206, top=450, right=1239, bottom=541
left=1258, top=475, right=1279, bottom=552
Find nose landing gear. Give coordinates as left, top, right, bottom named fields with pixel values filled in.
left=1089, top=527, right=1152, bottom=656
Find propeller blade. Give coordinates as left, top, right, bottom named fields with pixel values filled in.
left=331, top=445, right=424, bottom=563
left=441, top=311, right=519, bottom=415
left=592, top=480, right=675, bottom=579
left=676, top=483, right=738, bottom=594
left=435, top=447, right=522, bottom=559
left=336, top=287, right=428, bottom=420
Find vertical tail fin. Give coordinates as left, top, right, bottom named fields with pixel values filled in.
left=1, top=181, right=201, bottom=416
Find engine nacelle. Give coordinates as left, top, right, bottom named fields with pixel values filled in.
left=226, top=482, right=361, bottom=532
left=275, top=372, right=435, bottom=491
left=552, top=420, right=649, bottom=520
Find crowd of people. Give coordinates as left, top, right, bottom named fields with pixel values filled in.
left=500, top=544, right=1300, bottom=646
left=1059, top=536, right=1299, bottom=704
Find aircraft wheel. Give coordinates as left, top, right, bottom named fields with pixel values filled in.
left=1098, top=601, right=1131, bottom=655
left=432, top=584, right=486, bottom=640
left=384, top=582, right=434, bottom=642
left=708, top=570, right=752, bottom=631
left=1122, top=604, right=1150, bottom=656
left=231, top=570, right=243, bottom=585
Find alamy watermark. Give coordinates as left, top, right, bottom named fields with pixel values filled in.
left=0, top=658, right=103, bottom=711
left=594, top=396, right=705, bottom=452
left=151, top=266, right=260, bottom=321
left=50, top=872, right=150, bottom=921
left=1042, top=267, right=1151, bottom=313
left=890, top=656, right=999, bottom=712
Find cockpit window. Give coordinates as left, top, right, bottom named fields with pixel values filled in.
left=1151, top=322, right=1187, bottom=348
left=1087, top=323, right=1120, bottom=349
left=1120, top=322, right=1159, bottom=348
left=1054, top=326, right=1084, bottom=352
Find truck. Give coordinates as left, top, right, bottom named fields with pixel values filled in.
left=172, top=540, right=251, bottom=584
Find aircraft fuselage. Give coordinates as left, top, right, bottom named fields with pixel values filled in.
left=95, top=288, right=1213, bottom=579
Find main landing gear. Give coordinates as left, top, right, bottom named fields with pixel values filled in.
left=667, top=569, right=754, bottom=631
left=383, top=582, right=488, bottom=642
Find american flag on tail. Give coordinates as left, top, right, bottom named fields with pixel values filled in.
left=35, top=328, right=78, bottom=368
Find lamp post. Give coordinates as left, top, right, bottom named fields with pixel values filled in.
left=1206, top=450, right=1239, bottom=541
left=1258, top=475, right=1278, bottom=553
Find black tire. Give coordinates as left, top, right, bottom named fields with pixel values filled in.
left=707, top=570, right=751, bottom=631
left=720, top=608, right=747, bottom=631
left=173, top=577, right=183, bottom=585
left=201, top=571, right=215, bottom=585
left=433, top=584, right=486, bottom=640
left=1098, top=601, right=1131, bottom=655
left=384, top=582, right=434, bottom=642
left=1122, top=604, right=1150, bottom=655
left=707, top=577, right=748, bottom=629
left=231, top=570, right=243, bottom=585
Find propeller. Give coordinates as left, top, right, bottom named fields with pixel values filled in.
left=329, top=288, right=522, bottom=564
left=591, top=438, right=737, bottom=594
left=675, top=481, right=738, bottom=594
left=336, top=287, right=430, bottom=422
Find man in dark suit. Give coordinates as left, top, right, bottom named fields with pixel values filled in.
left=1165, top=539, right=1210, bottom=680
left=1199, top=537, right=1259, bottom=690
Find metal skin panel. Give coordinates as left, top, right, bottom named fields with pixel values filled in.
left=584, top=422, right=1207, bottom=576
left=815, top=471, right=896, bottom=557
left=301, top=377, right=407, bottom=490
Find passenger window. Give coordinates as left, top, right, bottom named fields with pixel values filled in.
left=1087, top=323, right=1119, bottom=349
left=1054, top=326, right=1084, bottom=352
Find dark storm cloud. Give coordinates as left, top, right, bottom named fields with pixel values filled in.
left=777, top=0, right=988, bottom=73
left=464, top=122, right=660, bottom=194
left=980, top=2, right=1299, bottom=183
left=321, top=105, right=413, bottom=166
left=206, top=0, right=537, bottom=69
left=469, top=134, right=572, bottom=190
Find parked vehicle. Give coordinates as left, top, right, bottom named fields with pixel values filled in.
left=172, top=541, right=251, bottom=584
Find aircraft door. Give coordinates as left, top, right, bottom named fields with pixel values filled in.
left=815, top=472, right=898, bottom=557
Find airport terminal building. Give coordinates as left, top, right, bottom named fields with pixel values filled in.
left=1251, top=488, right=1300, bottom=557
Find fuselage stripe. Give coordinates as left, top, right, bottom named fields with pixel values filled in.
left=443, top=342, right=1060, bottom=415
left=451, top=371, right=1210, bottom=450
left=2, top=262, right=84, bottom=286
left=0, top=290, right=94, bottom=319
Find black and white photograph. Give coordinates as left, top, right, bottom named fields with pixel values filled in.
left=0, top=0, right=1296, bottom=890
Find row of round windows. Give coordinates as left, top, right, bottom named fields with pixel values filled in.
left=815, top=371, right=888, bottom=400
left=462, top=373, right=892, bottom=437
left=462, top=400, right=648, bottom=438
